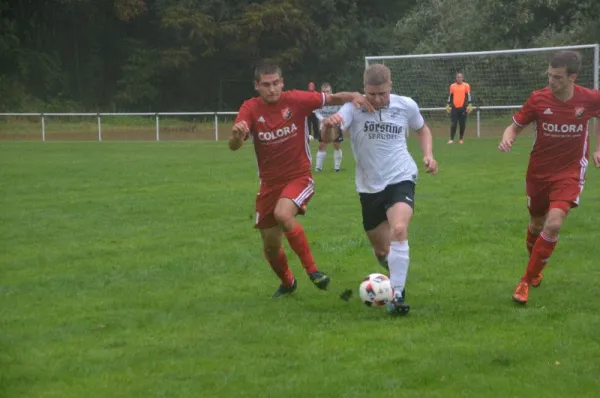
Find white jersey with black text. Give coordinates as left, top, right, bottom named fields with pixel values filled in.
left=314, top=105, right=341, bottom=122
left=337, top=94, right=425, bottom=193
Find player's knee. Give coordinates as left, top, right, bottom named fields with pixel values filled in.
left=273, top=206, right=294, bottom=226
left=544, top=219, right=562, bottom=236
left=390, top=222, right=408, bottom=241
left=529, top=222, right=543, bottom=235
left=544, top=216, right=565, bottom=235
left=544, top=202, right=570, bottom=235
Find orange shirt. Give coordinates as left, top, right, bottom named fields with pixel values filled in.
left=448, top=82, right=471, bottom=108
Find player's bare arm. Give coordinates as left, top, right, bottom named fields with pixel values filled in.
left=594, top=118, right=600, bottom=168
left=415, top=124, right=438, bottom=175
left=325, top=92, right=375, bottom=113
left=320, top=114, right=344, bottom=143
left=229, top=121, right=249, bottom=151
left=498, top=122, right=525, bottom=152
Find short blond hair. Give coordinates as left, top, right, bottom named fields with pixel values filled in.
left=364, top=64, right=391, bottom=85
left=321, top=82, right=332, bottom=91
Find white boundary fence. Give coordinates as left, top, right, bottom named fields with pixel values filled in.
left=0, top=112, right=238, bottom=142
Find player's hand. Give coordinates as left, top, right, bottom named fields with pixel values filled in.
left=232, top=121, right=249, bottom=140
left=322, top=114, right=344, bottom=128
left=467, top=104, right=473, bottom=114
left=498, top=135, right=515, bottom=152
left=351, top=93, right=375, bottom=113
left=445, top=104, right=451, bottom=114
left=593, top=150, right=600, bottom=168
left=423, top=156, right=438, bottom=175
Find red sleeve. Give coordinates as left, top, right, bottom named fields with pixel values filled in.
left=234, top=100, right=254, bottom=139
left=288, top=90, right=325, bottom=113
left=512, top=93, right=538, bottom=127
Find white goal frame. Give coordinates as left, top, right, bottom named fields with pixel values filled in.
left=365, top=44, right=599, bottom=137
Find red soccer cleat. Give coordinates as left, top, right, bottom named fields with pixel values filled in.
left=512, top=281, right=529, bottom=304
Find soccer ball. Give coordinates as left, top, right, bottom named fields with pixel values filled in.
left=359, top=273, right=394, bottom=307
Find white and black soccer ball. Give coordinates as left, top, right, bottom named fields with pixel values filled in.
left=359, top=273, right=394, bottom=307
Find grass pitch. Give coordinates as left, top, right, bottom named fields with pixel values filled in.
left=1, top=138, right=599, bottom=397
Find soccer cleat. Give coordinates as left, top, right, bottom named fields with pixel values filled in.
left=387, top=291, right=410, bottom=316
left=315, top=168, right=322, bottom=172
left=459, top=139, right=464, bottom=144
left=339, top=289, right=353, bottom=301
left=334, top=169, right=340, bottom=172
left=512, top=281, right=529, bottom=304
left=272, top=279, right=297, bottom=298
left=447, top=140, right=454, bottom=144
left=309, top=271, right=330, bottom=290
left=531, top=273, right=543, bottom=288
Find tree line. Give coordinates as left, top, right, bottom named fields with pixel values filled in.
left=1, top=0, right=598, bottom=112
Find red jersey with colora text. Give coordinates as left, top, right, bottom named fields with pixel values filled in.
left=235, top=90, right=325, bottom=185
left=512, top=85, right=600, bottom=182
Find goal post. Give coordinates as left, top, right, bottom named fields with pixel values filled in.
left=365, top=44, right=599, bottom=138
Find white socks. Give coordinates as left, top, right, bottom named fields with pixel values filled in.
left=387, top=240, right=409, bottom=298
left=315, top=150, right=342, bottom=171
left=316, top=151, right=326, bottom=170
left=334, top=149, right=342, bottom=170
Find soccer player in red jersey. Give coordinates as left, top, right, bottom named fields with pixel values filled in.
left=229, top=62, right=374, bottom=298
left=498, top=50, right=600, bottom=304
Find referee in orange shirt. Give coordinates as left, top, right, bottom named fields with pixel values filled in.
left=445, top=73, right=473, bottom=144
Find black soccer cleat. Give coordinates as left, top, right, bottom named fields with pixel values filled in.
left=339, top=289, right=353, bottom=301
left=334, top=169, right=340, bottom=173
left=272, top=279, right=298, bottom=298
left=309, top=271, right=331, bottom=290
left=387, top=290, right=410, bottom=316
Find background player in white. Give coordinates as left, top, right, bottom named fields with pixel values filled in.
left=314, top=83, right=344, bottom=172
left=321, top=64, right=438, bottom=315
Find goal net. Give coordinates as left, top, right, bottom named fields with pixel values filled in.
left=365, top=45, right=599, bottom=138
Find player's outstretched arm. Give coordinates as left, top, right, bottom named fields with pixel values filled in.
left=593, top=119, right=600, bottom=168
left=326, top=92, right=375, bottom=112
left=498, top=122, right=524, bottom=152
left=229, top=121, right=249, bottom=151
left=415, top=124, right=438, bottom=175
left=320, top=114, right=344, bottom=143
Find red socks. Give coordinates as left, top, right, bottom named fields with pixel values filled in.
left=284, top=224, right=318, bottom=275
left=522, top=232, right=558, bottom=284
left=264, top=248, right=294, bottom=287
left=526, top=227, right=538, bottom=257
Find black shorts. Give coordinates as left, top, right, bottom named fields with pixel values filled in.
left=318, top=127, right=343, bottom=143
left=359, top=181, right=415, bottom=231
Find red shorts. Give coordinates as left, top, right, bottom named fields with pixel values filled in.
left=526, top=178, right=584, bottom=217
left=254, top=176, right=315, bottom=229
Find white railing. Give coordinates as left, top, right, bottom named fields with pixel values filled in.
left=0, top=112, right=238, bottom=142
left=0, top=108, right=523, bottom=140
left=1, top=107, right=526, bottom=140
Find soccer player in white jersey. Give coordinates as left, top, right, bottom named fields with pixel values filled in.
left=314, top=83, right=344, bottom=172
left=321, top=64, right=438, bottom=315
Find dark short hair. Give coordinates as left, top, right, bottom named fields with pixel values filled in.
left=549, top=51, right=581, bottom=75
left=254, top=62, right=282, bottom=82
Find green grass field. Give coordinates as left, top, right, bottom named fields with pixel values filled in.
left=1, top=138, right=600, bottom=398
